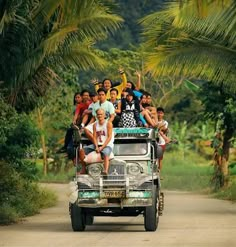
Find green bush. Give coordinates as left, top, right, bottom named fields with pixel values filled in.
left=0, top=204, right=19, bottom=225
left=214, top=179, right=236, bottom=201
left=0, top=97, right=40, bottom=180
left=0, top=162, right=57, bottom=224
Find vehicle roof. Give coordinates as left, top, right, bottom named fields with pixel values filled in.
left=114, top=127, right=156, bottom=140
left=79, top=127, right=157, bottom=141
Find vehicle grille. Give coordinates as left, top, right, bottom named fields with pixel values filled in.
left=108, top=162, right=125, bottom=176
left=102, top=162, right=126, bottom=187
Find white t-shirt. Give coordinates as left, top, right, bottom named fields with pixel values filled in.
left=95, top=120, right=114, bottom=148
left=157, top=120, right=168, bottom=145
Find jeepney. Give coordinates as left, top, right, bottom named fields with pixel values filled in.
left=68, top=127, right=164, bottom=232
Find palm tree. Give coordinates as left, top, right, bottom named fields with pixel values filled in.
left=0, top=0, right=123, bottom=111
left=140, top=0, right=236, bottom=186
left=140, top=0, right=236, bottom=91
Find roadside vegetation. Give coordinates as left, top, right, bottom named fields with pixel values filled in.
left=0, top=161, right=57, bottom=224
left=162, top=151, right=213, bottom=192
left=0, top=99, right=57, bottom=225
left=162, top=150, right=236, bottom=201
left=36, top=159, right=75, bottom=183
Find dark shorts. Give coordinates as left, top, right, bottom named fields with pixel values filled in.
left=84, top=144, right=112, bottom=157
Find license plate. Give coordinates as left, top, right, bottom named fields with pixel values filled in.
left=103, top=191, right=125, bottom=198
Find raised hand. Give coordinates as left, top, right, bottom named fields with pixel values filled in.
left=134, top=70, right=141, bottom=78
left=118, top=67, right=124, bottom=74
left=91, top=78, right=99, bottom=84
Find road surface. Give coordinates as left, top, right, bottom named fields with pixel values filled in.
left=0, top=183, right=236, bottom=247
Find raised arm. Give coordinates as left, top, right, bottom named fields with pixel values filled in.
left=91, top=78, right=99, bottom=92
left=119, top=68, right=127, bottom=89
left=115, top=68, right=127, bottom=99
left=134, top=71, right=141, bottom=90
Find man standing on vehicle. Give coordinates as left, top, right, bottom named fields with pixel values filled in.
left=79, top=108, right=114, bottom=175
left=156, top=107, right=170, bottom=171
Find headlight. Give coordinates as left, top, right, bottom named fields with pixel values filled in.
left=87, top=163, right=103, bottom=177
left=127, top=163, right=143, bottom=175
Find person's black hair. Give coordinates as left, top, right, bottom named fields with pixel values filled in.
left=156, top=107, right=165, bottom=113
left=125, top=88, right=135, bottom=97
left=102, top=78, right=113, bottom=86
left=146, top=92, right=152, bottom=97
left=127, top=81, right=135, bottom=90
left=97, top=87, right=107, bottom=95
left=73, top=92, right=80, bottom=105
left=89, top=91, right=98, bottom=97
left=80, top=89, right=90, bottom=96
left=110, top=88, right=118, bottom=95
left=140, top=94, right=147, bottom=100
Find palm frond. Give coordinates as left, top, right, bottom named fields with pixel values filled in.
left=145, top=35, right=236, bottom=80
left=0, top=0, right=123, bottom=109
left=6, top=65, right=59, bottom=112
left=48, top=39, right=107, bottom=71
left=140, top=0, right=236, bottom=91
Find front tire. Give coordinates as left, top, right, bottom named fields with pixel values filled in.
left=85, top=215, right=94, bottom=225
left=70, top=203, right=86, bottom=231
left=144, top=187, right=159, bottom=231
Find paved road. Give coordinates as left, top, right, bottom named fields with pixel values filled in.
left=0, top=183, right=236, bottom=247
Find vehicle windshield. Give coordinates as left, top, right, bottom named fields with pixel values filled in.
left=113, top=140, right=148, bottom=156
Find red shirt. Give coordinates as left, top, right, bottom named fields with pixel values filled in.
left=75, top=101, right=92, bottom=117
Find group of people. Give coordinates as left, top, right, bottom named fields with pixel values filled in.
left=59, top=69, right=170, bottom=174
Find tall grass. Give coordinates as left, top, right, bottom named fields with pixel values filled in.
left=36, top=159, right=75, bottom=183
left=214, top=179, right=236, bottom=202
left=38, top=169, right=75, bottom=183
left=161, top=151, right=213, bottom=191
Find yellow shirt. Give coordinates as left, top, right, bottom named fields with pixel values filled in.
left=95, top=73, right=127, bottom=100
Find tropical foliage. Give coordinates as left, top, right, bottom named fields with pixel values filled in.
left=0, top=97, right=39, bottom=179
left=140, top=0, right=236, bottom=185
left=0, top=0, right=123, bottom=111
left=0, top=97, right=56, bottom=224
left=140, top=0, right=236, bottom=92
